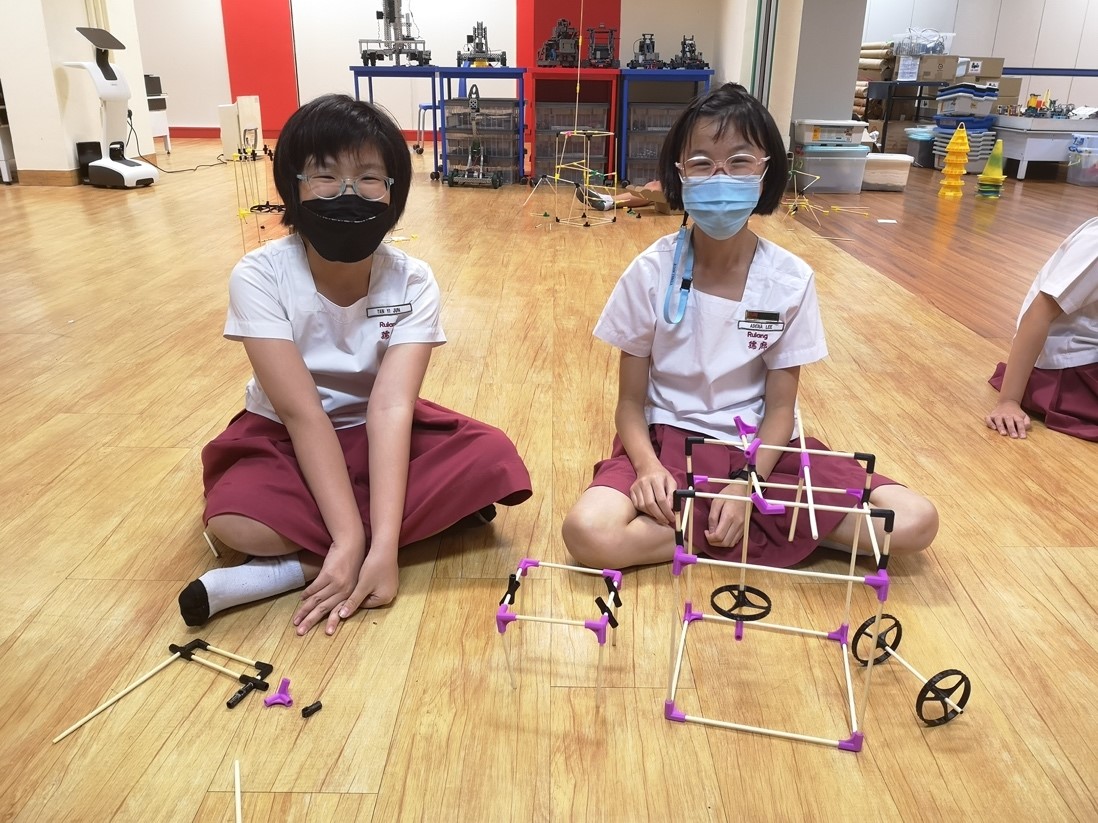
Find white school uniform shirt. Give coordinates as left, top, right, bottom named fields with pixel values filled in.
left=224, top=234, right=446, bottom=428
left=594, top=231, right=828, bottom=440
left=1021, top=216, right=1098, bottom=370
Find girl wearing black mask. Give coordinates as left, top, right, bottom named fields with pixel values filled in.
left=181, top=94, right=531, bottom=635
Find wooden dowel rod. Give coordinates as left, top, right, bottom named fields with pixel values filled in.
left=669, top=621, right=690, bottom=700
left=514, top=615, right=587, bottom=628
left=234, top=759, right=242, bottom=823
left=189, top=654, right=245, bottom=681
left=694, top=556, right=869, bottom=585
left=203, top=644, right=261, bottom=668
left=53, top=654, right=181, bottom=743
left=681, top=714, right=840, bottom=748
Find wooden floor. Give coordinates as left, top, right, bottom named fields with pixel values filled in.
left=1, top=141, right=1095, bottom=822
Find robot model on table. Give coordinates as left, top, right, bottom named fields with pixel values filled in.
left=359, top=0, right=432, bottom=66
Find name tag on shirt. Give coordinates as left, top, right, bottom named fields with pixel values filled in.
left=366, top=303, right=413, bottom=318
left=738, top=310, right=784, bottom=332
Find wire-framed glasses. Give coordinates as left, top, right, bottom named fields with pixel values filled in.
left=676, top=153, right=770, bottom=180
left=295, top=173, right=394, bottom=201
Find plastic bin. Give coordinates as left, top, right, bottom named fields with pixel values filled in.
left=1067, top=147, right=1098, bottom=187
left=862, top=153, right=913, bottom=191
left=792, top=119, right=865, bottom=146
left=792, top=144, right=870, bottom=192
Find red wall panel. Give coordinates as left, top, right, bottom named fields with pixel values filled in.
left=221, top=0, right=299, bottom=136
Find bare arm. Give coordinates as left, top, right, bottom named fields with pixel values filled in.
left=987, top=291, right=1062, bottom=439
left=327, top=341, right=434, bottom=631
left=242, top=337, right=368, bottom=635
left=616, top=350, right=678, bottom=525
left=243, top=337, right=365, bottom=552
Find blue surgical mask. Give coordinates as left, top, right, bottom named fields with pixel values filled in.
left=681, top=174, right=763, bottom=240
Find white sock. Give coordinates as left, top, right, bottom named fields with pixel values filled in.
left=178, top=554, right=306, bottom=626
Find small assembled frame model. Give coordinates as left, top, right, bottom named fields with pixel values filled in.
left=627, top=33, right=665, bottom=69
left=458, top=21, right=506, bottom=66
left=447, top=85, right=504, bottom=189
left=665, top=412, right=971, bottom=750
left=537, top=18, right=580, bottom=68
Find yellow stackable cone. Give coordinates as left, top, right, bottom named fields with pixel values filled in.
left=976, top=138, right=1006, bottom=199
left=939, top=122, right=970, bottom=199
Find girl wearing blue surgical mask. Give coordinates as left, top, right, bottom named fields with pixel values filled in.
left=180, top=94, right=531, bottom=635
left=563, top=83, right=938, bottom=571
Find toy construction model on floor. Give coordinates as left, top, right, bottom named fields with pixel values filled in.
left=53, top=639, right=275, bottom=743
left=524, top=129, right=618, bottom=228
left=497, top=559, right=623, bottom=698
left=458, top=21, right=506, bottom=66
left=446, top=85, right=503, bottom=189
left=360, top=0, right=431, bottom=66
left=664, top=411, right=971, bottom=750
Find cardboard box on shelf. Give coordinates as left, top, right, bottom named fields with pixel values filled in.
left=866, top=118, right=913, bottom=154
left=858, top=66, right=893, bottom=82
left=981, top=75, right=1023, bottom=99
left=909, top=55, right=959, bottom=82
left=960, top=57, right=1004, bottom=79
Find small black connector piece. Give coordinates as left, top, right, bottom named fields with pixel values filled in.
left=595, top=597, right=619, bottom=629
left=603, top=575, right=622, bottom=608
left=301, top=701, right=323, bottom=718
left=499, top=573, right=521, bottom=606
left=226, top=681, right=256, bottom=709
left=168, top=639, right=210, bottom=660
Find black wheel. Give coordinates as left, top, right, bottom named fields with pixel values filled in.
left=710, top=584, right=772, bottom=622
left=414, top=146, right=424, bottom=155
left=620, top=178, right=630, bottom=187
left=519, top=176, right=529, bottom=185
left=915, top=669, right=971, bottom=726
left=852, top=613, right=902, bottom=666
left=430, top=171, right=440, bottom=181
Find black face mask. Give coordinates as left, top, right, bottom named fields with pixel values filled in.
left=296, top=195, right=391, bottom=263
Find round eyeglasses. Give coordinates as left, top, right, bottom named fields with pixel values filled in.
left=676, top=153, right=770, bottom=180
left=296, top=172, right=394, bottom=201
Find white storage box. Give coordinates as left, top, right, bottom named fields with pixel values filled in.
left=862, top=153, right=914, bottom=191
left=792, top=119, right=865, bottom=146
left=792, top=144, right=870, bottom=193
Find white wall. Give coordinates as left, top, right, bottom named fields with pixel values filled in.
left=133, top=0, right=231, bottom=128
left=863, top=0, right=1098, bottom=106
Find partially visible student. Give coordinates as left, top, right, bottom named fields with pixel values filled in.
left=987, top=217, right=1098, bottom=441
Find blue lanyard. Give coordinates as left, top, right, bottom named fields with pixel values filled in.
left=662, top=221, right=694, bottom=324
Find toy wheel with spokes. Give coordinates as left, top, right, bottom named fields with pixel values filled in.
left=915, top=669, right=971, bottom=726
left=429, top=171, right=440, bottom=181
left=710, top=584, right=772, bottom=622
left=852, top=613, right=902, bottom=666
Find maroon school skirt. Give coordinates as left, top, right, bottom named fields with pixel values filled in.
left=590, top=424, right=896, bottom=567
left=989, top=361, right=1098, bottom=442
left=201, top=400, right=532, bottom=556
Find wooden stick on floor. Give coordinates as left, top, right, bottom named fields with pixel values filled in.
left=234, top=759, right=242, bottom=823
left=53, top=653, right=182, bottom=743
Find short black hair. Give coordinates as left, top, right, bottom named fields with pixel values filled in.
left=658, top=83, right=788, bottom=215
left=274, top=94, right=412, bottom=233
